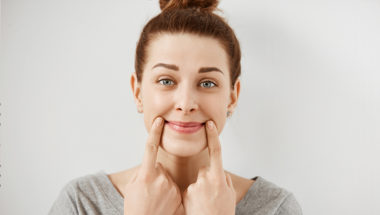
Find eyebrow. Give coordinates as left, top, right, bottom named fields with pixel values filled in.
left=152, top=63, right=224, bottom=74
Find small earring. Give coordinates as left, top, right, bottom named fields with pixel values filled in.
left=227, top=111, right=231, bottom=117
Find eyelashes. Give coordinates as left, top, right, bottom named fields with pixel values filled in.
left=158, top=79, right=174, bottom=86
left=157, top=79, right=217, bottom=88
left=199, top=81, right=216, bottom=88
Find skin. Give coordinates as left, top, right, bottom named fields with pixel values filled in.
left=109, top=33, right=255, bottom=215
left=124, top=117, right=182, bottom=215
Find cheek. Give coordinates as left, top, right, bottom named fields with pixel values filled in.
left=214, top=110, right=227, bottom=135
left=200, top=95, right=228, bottom=134
left=151, top=91, right=174, bottom=111
left=142, top=89, right=172, bottom=131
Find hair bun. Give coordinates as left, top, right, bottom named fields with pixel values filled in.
left=159, top=0, right=219, bottom=12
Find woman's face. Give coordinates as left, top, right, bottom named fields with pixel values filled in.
left=131, top=33, right=240, bottom=157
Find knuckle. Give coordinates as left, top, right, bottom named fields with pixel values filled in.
left=157, top=175, right=169, bottom=186
left=210, top=144, right=221, bottom=154
left=146, top=143, right=157, bottom=153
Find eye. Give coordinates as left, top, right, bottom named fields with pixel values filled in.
left=200, top=80, right=216, bottom=88
left=158, top=79, right=175, bottom=86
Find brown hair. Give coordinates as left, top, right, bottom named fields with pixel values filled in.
left=135, top=0, right=241, bottom=89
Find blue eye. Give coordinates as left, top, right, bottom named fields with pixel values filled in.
left=158, top=79, right=216, bottom=88
left=158, top=79, right=174, bottom=86
left=200, top=81, right=216, bottom=88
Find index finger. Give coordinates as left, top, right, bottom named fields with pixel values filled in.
left=205, top=120, right=224, bottom=177
left=140, top=117, right=164, bottom=174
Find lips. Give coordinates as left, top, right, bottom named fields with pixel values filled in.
left=165, top=120, right=205, bottom=134
left=167, top=121, right=204, bottom=127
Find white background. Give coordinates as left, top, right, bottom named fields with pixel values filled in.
left=1, top=0, right=379, bottom=214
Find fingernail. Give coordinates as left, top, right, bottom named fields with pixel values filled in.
left=207, top=121, right=214, bottom=129
left=155, top=117, right=163, bottom=127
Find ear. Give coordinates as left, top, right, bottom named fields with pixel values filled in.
left=130, top=72, right=143, bottom=113
left=227, top=78, right=241, bottom=113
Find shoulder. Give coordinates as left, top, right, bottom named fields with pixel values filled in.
left=274, top=192, right=303, bottom=215
left=236, top=176, right=303, bottom=215
left=60, top=171, right=108, bottom=200
left=49, top=171, right=122, bottom=215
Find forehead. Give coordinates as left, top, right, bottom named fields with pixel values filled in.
left=145, top=33, right=229, bottom=72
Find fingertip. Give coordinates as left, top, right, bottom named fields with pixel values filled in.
left=155, top=117, right=163, bottom=127
left=207, top=120, right=214, bottom=130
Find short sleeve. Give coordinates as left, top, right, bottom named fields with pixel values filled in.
left=274, top=193, right=303, bottom=215
left=48, top=183, right=78, bottom=215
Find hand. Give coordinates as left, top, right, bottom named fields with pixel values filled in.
left=182, top=120, right=236, bottom=215
left=123, top=117, right=183, bottom=215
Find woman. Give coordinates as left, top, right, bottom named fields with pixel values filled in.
left=49, top=0, right=303, bottom=214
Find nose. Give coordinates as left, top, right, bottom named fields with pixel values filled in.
left=174, top=84, right=199, bottom=115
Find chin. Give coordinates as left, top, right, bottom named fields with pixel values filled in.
left=160, top=129, right=207, bottom=157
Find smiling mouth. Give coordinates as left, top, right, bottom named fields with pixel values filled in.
left=164, top=120, right=205, bottom=134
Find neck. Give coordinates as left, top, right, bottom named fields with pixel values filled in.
left=156, top=147, right=210, bottom=193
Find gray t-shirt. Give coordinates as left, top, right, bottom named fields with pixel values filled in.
left=49, top=170, right=302, bottom=215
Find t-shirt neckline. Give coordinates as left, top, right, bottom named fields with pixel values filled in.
left=96, top=170, right=261, bottom=212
